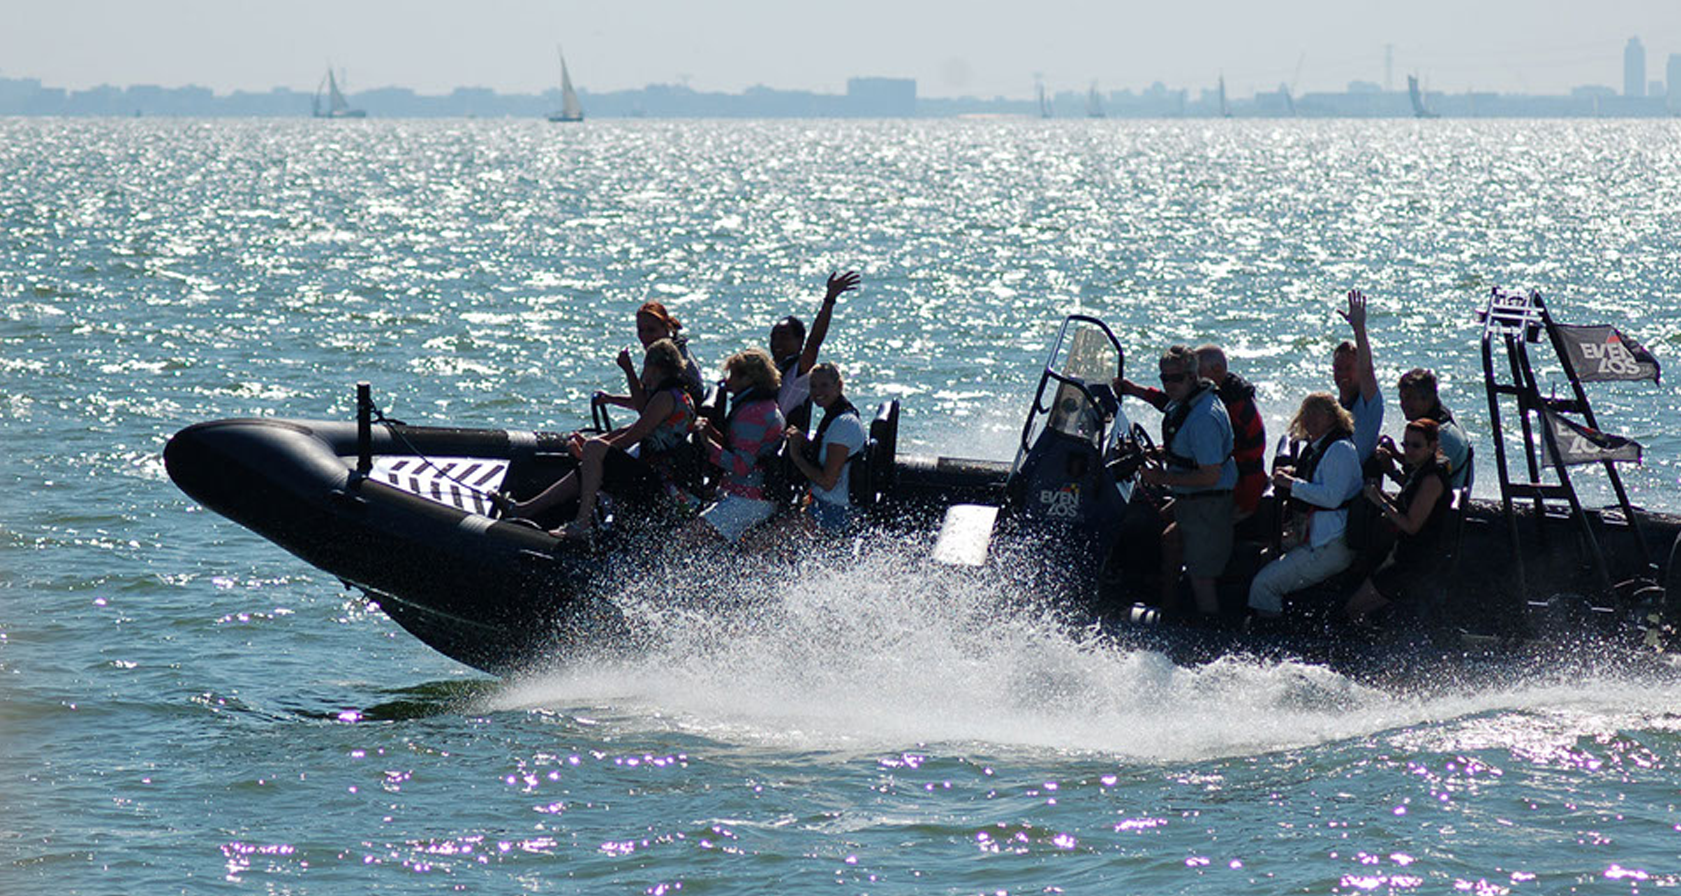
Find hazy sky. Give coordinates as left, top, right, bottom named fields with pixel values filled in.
left=5, top=1, right=1678, bottom=98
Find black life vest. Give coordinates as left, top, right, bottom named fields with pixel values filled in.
left=1391, top=457, right=1452, bottom=564
left=804, top=398, right=861, bottom=468
left=1286, top=426, right=1356, bottom=515
left=1160, top=380, right=1216, bottom=471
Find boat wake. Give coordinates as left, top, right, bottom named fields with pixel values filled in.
left=483, top=541, right=1681, bottom=761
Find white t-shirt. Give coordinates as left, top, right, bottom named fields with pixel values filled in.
left=778, top=368, right=811, bottom=419
left=811, top=410, right=867, bottom=506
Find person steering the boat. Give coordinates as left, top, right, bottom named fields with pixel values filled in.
left=1115, top=342, right=1267, bottom=520
left=693, top=348, right=787, bottom=543
left=1249, top=393, right=1363, bottom=618
left=499, top=339, right=697, bottom=540
left=786, top=362, right=867, bottom=536
left=770, top=271, right=861, bottom=431
left=595, top=301, right=705, bottom=413
left=1333, top=290, right=1384, bottom=466
left=1343, top=418, right=1454, bottom=623
left=1136, top=346, right=1238, bottom=621
left=1378, top=368, right=1472, bottom=490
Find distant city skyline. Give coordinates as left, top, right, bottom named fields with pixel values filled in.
left=5, top=0, right=1678, bottom=100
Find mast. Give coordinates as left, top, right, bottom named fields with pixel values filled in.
left=1218, top=74, right=1230, bottom=118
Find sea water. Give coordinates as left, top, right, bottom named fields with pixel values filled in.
left=3, top=117, right=1681, bottom=894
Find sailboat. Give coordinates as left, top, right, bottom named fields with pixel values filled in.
left=1217, top=74, right=1231, bottom=118
left=1087, top=82, right=1105, bottom=118
left=1036, top=82, right=1052, bottom=118
left=547, top=47, right=584, bottom=123
left=1407, top=74, right=1439, bottom=119
left=312, top=67, right=366, bottom=119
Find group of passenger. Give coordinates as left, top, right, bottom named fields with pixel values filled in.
left=1120, top=289, right=1473, bottom=628
left=497, top=271, right=866, bottom=546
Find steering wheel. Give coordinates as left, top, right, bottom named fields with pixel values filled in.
left=1130, top=422, right=1156, bottom=456
left=1104, top=422, right=1155, bottom=482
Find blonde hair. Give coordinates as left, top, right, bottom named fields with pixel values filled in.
left=1288, top=392, right=1355, bottom=441
left=723, top=347, right=782, bottom=393
left=809, top=361, right=843, bottom=386
left=643, top=338, right=685, bottom=380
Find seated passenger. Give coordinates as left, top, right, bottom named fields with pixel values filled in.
left=501, top=339, right=696, bottom=540
left=693, top=348, right=788, bottom=543
left=1333, top=290, right=1384, bottom=467
left=1248, top=393, right=1363, bottom=618
left=595, top=301, right=704, bottom=412
left=770, top=271, right=860, bottom=431
left=1136, top=346, right=1238, bottom=620
left=786, top=363, right=868, bottom=536
left=1344, top=419, right=1453, bottom=623
left=1387, top=368, right=1472, bottom=489
left=1115, top=342, right=1266, bottom=519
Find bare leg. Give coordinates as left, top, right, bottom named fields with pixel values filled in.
left=510, top=471, right=579, bottom=520
left=568, top=438, right=611, bottom=531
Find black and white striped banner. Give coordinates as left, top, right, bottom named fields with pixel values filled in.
left=371, top=457, right=509, bottom=516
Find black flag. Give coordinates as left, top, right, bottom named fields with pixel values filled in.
left=1556, top=324, right=1661, bottom=384
left=1541, top=409, right=1643, bottom=467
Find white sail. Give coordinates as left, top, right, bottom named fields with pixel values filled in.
left=328, top=70, right=351, bottom=114
left=550, top=47, right=585, bottom=122
left=1087, top=82, right=1104, bottom=118
left=1218, top=74, right=1230, bottom=118
left=314, top=65, right=366, bottom=118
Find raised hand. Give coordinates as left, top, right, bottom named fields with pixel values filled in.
left=824, top=270, right=861, bottom=303
left=1339, top=289, right=1368, bottom=332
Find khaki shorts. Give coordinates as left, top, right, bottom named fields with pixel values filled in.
left=1173, top=490, right=1235, bottom=578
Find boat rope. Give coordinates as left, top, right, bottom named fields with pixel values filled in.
left=364, top=401, right=505, bottom=503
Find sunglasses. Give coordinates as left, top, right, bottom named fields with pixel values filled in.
left=1159, top=372, right=1190, bottom=384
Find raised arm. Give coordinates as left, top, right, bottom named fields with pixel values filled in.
left=1341, top=289, right=1379, bottom=403
left=797, top=271, right=860, bottom=376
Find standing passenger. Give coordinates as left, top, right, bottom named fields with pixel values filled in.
left=770, top=271, right=861, bottom=431
left=1137, top=346, right=1238, bottom=621
left=786, top=363, right=868, bottom=535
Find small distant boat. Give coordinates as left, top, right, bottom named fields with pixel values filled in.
left=1408, top=74, right=1438, bottom=119
left=547, top=47, right=584, bottom=123
left=1037, top=82, right=1052, bottom=118
left=313, top=67, right=366, bottom=119
left=1218, top=74, right=1231, bottom=118
left=1087, top=82, right=1105, bottom=118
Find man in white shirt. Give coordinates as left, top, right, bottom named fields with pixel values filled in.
left=786, top=363, right=868, bottom=534
left=770, top=271, right=860, bottom=430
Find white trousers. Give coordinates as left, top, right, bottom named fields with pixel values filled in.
left=1247, top=536, right=1355, bottom=615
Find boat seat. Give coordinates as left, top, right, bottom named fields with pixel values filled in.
left=372, top=455, right=510, bottom=517
left=851, top=400, right=900, bottom=510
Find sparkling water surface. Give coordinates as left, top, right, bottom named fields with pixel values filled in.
left=4, top=118, right=1681, bottom=893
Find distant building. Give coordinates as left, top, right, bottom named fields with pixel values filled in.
left=846, top=77, right=916, bottom=117
left=1346, top=80, right=1382, bottom=94
left=1572, top=85, right=1617, bottom=100
left=1624, top=37, right=1645, bottom=98
left=1669, top=54, right=1681, bottom=103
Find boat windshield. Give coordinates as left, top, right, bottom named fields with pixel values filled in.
left=1015, top=316, right=1125, bottom=469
